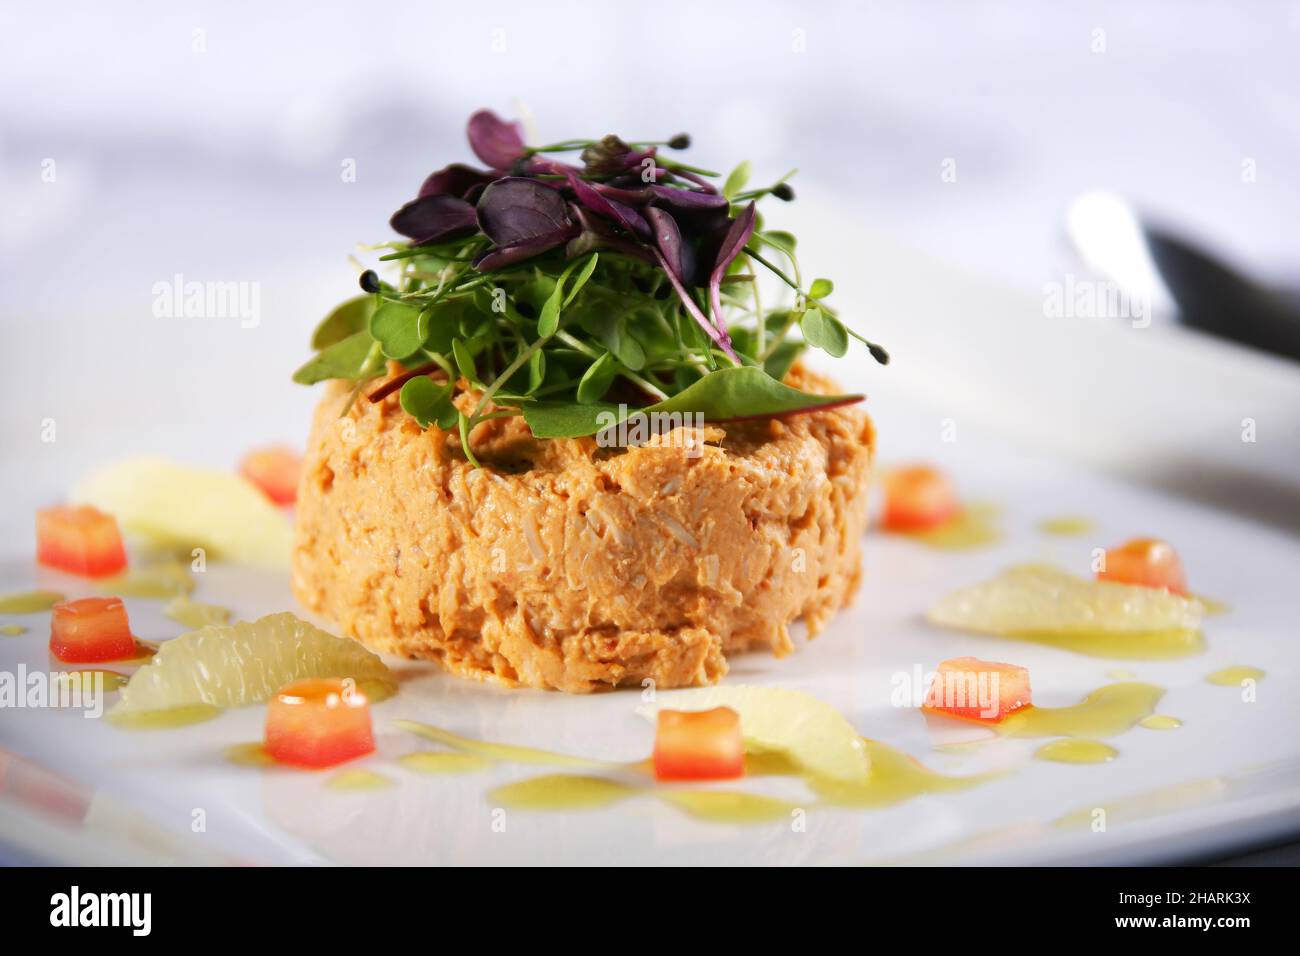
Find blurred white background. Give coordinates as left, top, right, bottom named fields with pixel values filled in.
left=2, top=0, right=1298, bottom=527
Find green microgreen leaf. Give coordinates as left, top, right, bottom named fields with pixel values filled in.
left=369, top=300, right=429, bottom=359
left=576, top=351, right=618, bottom=404
left=399, top=376, right=457, bottom=430
left=808, top=277, right=834, bottom=299
left=293, top=331, right=383, bottom=385
left=760, top=230, right=797, bottom=255
left=457, top=411, right=481, bottom=468
left=579, top=307, right=647, bottom=372
left=537, top=284, right=564, bottom=338
left=640, top=364, right=861, bottom=420
left=563, top=253, right=600, bottom=307
left=763, top=340, right=804, bottom=380
left=312, top=294, right=376, bottom=350
left=520, top=402, right=622, bottom=439
left=800, top=307, right=848, bottom=358
left=723, top=160, right=752, bottom=201
left=523, top=366, right=861, bottom=438
left=538, top=253, right=598, bottom=337
left=452, top=338, right=478, bottom=383
left=527, top=349, right=546, bottom=393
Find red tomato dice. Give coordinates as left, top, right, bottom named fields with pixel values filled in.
left=49, top=597, right=136, bottom=663
left=1097, top=537, right=1189, bottom=595
left=653, top=707, right=745, bottom=781
left=239, top=446, right=302, bottom=506
left=36, top=505, right=128, bottom=578
left=923, top=656, right=1032, bottom=723
left=880, top=465, right=959, bottom=531
left=264, top=678, right=375, bottom=768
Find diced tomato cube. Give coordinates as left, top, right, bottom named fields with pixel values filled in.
left=923, top=656, right=1032, bottom=723
left=1097, top=537, right=1188, bottom=595
left=49, top=597, right=136, bottom=663
left=239, top=446, right=302, bottom=506
left=264, top=678, right=375, bottom=768
left=880, top=465, right=959, bottom=531
left=36, top=505, right=128, bottom=578
left=653, top=707, right=745, bottom=781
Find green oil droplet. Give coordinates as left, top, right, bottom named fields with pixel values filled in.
left=163, top=595, right=232, bottom=629
left=489, top=774, right=635, bottom=810
left=398, top=752, right=492, bottom=774
left=395, top=720, right=605, bottom=768
left=1034, top=739, right=1118, bottom=764
left=1139, top=715, right=1182, bottom=731
left=327, top=769, right=393, bottom=791
left=899, top=503, right=1001, bottom=551
left=58, top=670, right=129, bottom=693
left=996, top=683, right=1164, bottom=739
left=0, top=590, right=65, bottom=614
left=224, top=742, right=275, bottom=767
left=1038, top=516, right=1094, bottom=536
left=810, top=740, right=999, bottom=808
left=1004, top=627, right=1204, bottom=660
left=107, top=704, right=222, bottom=729
left=657, top=789, right=800, bottom=824
left=98, top=561, right=194, bottom=599
left=1206, top=665, right=1264, bottom=686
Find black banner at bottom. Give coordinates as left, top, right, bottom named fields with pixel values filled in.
left=0, top=864, right=1286, bottom=940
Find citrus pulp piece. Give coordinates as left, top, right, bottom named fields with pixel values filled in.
left=109, top=612, right=392, bottom=718
left=71, top=456, right=292, bottom=569
left=927, top=564, right=1205, bottom=636
left=652, top=685, right=871, bottom=783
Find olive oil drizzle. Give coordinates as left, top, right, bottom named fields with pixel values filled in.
left=398, top=720, right=995, bottom=823
left=393, top=719, right=610, bottom=768
left=327, top=769, right=393, bottom=791
left=1139, top=715, right=1182, bottom=731
left=490, top=774, right=637, bottom=810
left=995, top=682, right=1165, bottom=739
left=230, top=678, right=1178, bottom=822
left=809, top=739, right=1001, bottom=807
left=1038, top=515, right=1094, bottom=536
left=398, top=752, right=493, bottom=774
left=1034, top=739, right=1117, bottom=764
left=1002, top=627, right=1204, bottom=660
left=0, top=590, right=65, bottom=613
left=896, top=502, right=1001, bottom=551
left=1206, top=665, right=1264, bottom=686
left=106, top=704, right=222, bottom=729
left=224, top=742, right=275, bottom=767
left=96, top=560, right=194, bottom=599
left=59, top=669, right=130, bottom=693
left=657, top=789, right=801, bottom=823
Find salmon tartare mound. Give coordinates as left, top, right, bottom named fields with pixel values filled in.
left=292, top=366, right=873, bottom=692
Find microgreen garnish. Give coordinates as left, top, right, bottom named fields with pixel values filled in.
left=294, top=109, right=888, bottom=463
